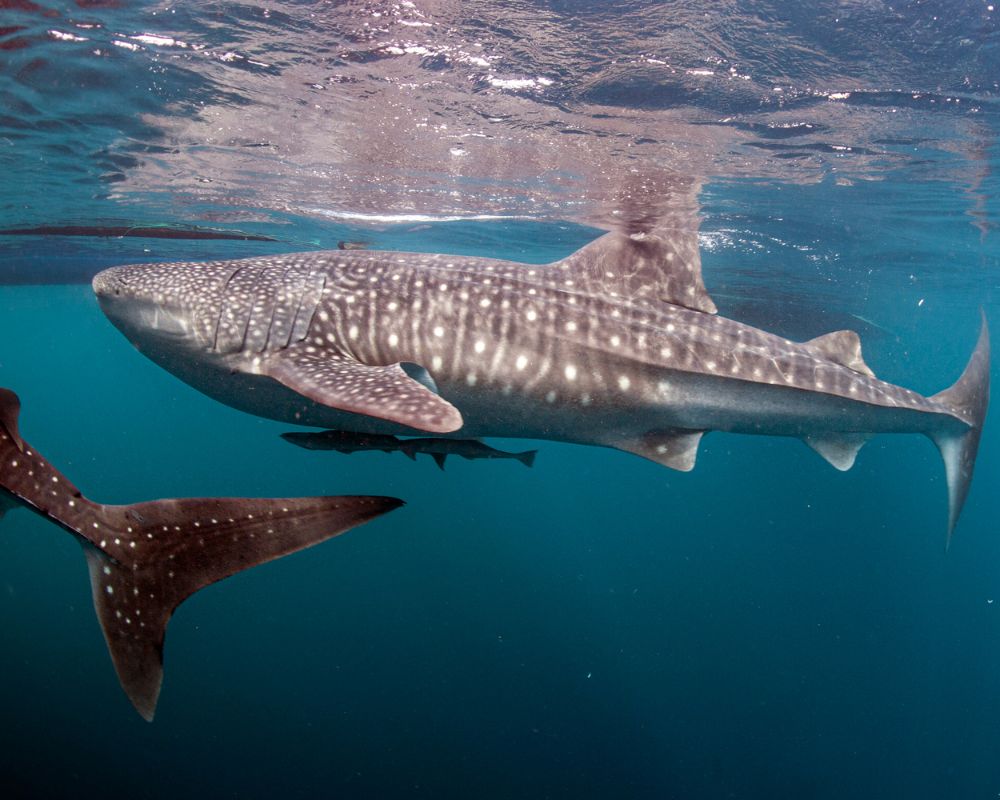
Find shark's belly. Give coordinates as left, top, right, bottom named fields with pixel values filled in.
left=435, top=361, right=955, bottom=443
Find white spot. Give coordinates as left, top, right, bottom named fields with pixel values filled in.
left=566, top=321, right=577, bottom=332
left=526, top=309, right=537, bottom=322
left=432, top=355, right=443, bottom=370
left=433, top=326, right=444, bottom=337
left=564, top=364, right=577, bottom=381
left=348, top=325, right=359, bottom=340
left=480, top=298, right=491, bottom=308
left=105, top=585, right=114, bottom=595
left=466, top=373, right=478, bottom=386
left=388, top=334, right=399, bottom=347
left=610, top=335, right=621, bottom=347
left=618, top=376, right=631, bottom=391
left=516, top=355, right=528, bottom=370
left=545, top=390, right=557, bottom=403
left=580, top=393, right=592, bottom=406
left=474, top=340, right=486, bottom=354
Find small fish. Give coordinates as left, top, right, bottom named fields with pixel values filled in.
left=337, top=240, right=371, bottom=250
left=0, top=387, right=402, bottom=720
left=281, top=429, right=537, bottom=470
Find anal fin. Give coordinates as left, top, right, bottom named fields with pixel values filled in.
left=803, top=433, right=870, bottom=471
left=264, top=345, right=463, bottom=434
left=608, top=429, right=704, bottom=472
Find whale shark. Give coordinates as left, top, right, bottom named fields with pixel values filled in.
left=92, top=226, right=990, bottom=540
left=0, top=387, right=402, bottom=720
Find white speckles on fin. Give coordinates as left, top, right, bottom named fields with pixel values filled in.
left=263, top=344, right=463, bottom=433
left=605, top=429, right=704, bottom=472
left=551, top=226, right=716, bottom=315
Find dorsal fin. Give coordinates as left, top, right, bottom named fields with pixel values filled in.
left=553, top=231, right=717, bottom=314
left=803, top=330, right=875, bottom=377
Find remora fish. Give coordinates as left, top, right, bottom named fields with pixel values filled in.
left=92, top=228, right=990, bottom=540
left=281, top=429, right=537, bottom=469
left=0, top=387, right=402, bottom=720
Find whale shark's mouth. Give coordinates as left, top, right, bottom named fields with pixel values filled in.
left=93, top=266, right=194, bottom=341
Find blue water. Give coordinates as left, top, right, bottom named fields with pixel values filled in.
left=2, top=2, right=1000, bottom=798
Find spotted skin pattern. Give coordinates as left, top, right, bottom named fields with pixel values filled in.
left=0, top=388, right=403, bottom=720
left=93, top=230, right=990, bottom=537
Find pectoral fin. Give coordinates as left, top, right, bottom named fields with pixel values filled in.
left=265, top=346, right=463, bottom=433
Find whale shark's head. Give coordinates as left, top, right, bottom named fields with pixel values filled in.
left=93, top=261, right=234, bottom=361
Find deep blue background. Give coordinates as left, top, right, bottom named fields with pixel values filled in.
left=0, top=197, right=997, bottom=798
left=1, top=0, right=999, bottom=796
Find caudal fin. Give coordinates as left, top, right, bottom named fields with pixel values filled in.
left=0, top=387, right=403, bottom=720
left=516, top=450, right=538, bottom=468
left=928, top=313, right=990, bottom=545
left=85, top=495, right=401, bottom=720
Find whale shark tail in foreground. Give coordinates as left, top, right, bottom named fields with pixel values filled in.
left=0, top=388, right=403, bottom=720
left=927, top=313, right=990, bottom=546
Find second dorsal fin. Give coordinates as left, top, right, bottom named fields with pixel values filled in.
left=803, top=330, right=875, bottom=377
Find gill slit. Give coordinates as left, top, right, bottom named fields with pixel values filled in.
left=237, top=266, right=264, bottom=353
left=212, top=265, right=244, bottom=351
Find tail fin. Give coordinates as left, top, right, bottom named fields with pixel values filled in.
left=516, top=450, right=538, bottom=468
left=0, top=387, right=403, bottom=720
left=85, top=495, right=401, bottom=720
left=928, top=313, right=990, bottom=545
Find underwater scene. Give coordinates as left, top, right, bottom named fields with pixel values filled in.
left=1, top=2, right=999, bottom=798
